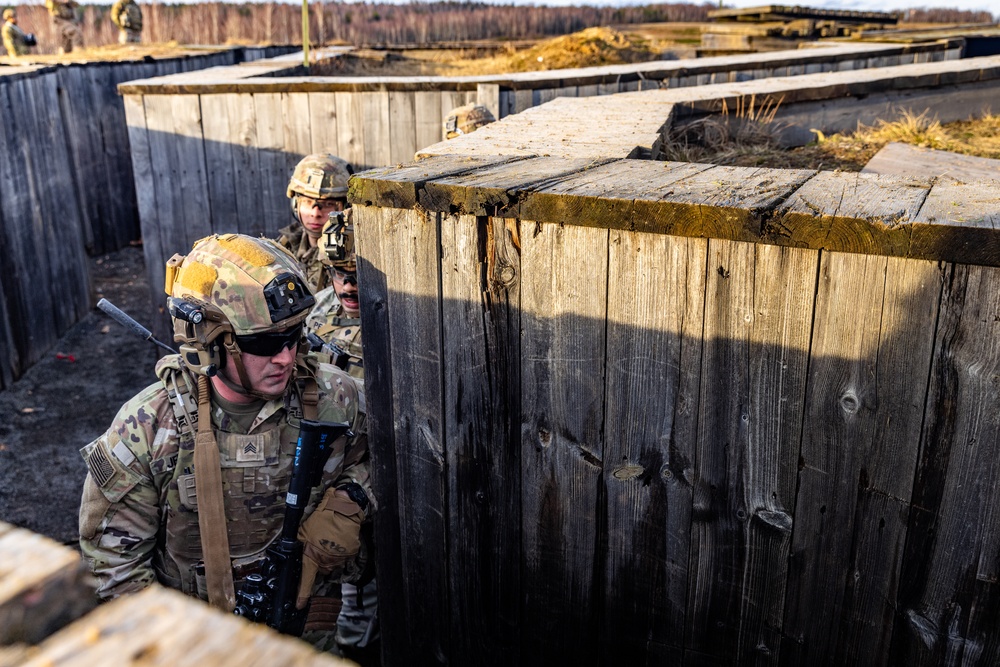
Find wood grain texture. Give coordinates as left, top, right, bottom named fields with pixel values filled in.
left=352, top=204, right=407, bottom=667
left=252, top=92, right=290, bottom=237
left=364, top=206, right=450, bottom=665
left=519, top=220, right=607, bottom=666
left=440, top=215, right=522, bottom=666
left=388, top=90, right=417, bottom=165
left=602, top=230, right=706, bottom=662
left=784, top=252, right=940, bottom=665
left=687, top=241, right=816, bottom=663
left=894, top=264, right=1000, bottom=666
left=1, top=585, right=352, bottom=667
left=0, top=522, right=95, bottom=646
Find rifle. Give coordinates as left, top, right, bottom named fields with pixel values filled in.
left=96, top=298, right=177, bottom=355
left=233, top=419, right=352, bottom=636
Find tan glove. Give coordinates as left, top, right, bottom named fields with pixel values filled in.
left=295, top=488, right=365, bottom=609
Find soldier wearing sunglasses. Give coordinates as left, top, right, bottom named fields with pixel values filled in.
left=79, top=234, right=372, bottom=655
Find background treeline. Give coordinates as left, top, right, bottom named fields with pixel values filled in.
left=7, top=2, right=712, bottom=52
left=5, top=2, right=997, bottom=55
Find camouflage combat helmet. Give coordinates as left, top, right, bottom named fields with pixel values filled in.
left=163, top=234, right=315, bottom=394
left=443, top=104, right=496, bottom=140
left=3, top=9, right=15, bottom=20
left=286, top=153, right=352, bottom=200
left=318, top=210, right=356, bottom=273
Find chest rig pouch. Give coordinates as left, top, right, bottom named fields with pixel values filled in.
left=155, top=358, right=319, bottom=598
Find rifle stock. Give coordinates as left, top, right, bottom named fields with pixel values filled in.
left=234, top=419, right=352, bottom=635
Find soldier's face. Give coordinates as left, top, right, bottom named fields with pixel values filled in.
left=222, top=343, right=297, bottom=398
left=332, top=270, right=360, bottom=317
left=297, top=197, right=344, bottom=239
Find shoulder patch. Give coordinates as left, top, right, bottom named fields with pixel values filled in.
left=81, top=435, right=144, bottom=503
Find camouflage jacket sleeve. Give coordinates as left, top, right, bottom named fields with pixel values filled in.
left=314, top=361, right=374, bottom=514
left=79, top=382, right=172, bottom=600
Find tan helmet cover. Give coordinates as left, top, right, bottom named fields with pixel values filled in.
left=443, top=104, right=496, bottom=140
left=164, top=234, right=315, bottom=378
left=318, top=209, right=356, bottom=272
left=3, top=9, right=15, bottom=20
left=286, top=153, right=352, bottom=200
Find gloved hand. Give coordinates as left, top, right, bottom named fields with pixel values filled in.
left=295, top=487, right=365, bottom=609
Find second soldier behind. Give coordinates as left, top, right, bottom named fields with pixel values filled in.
left=442, top=103, right=495, bottom=141
left=279, top=153, right=353, bottom=293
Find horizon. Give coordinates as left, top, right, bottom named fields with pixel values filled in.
left=33, top=0, right=1000, bottom=14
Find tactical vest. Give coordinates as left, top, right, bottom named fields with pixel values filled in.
left=153, top=357, right=318, bottom=598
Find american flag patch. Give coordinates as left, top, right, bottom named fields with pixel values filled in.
left=88, top=445, right=116, bottom=488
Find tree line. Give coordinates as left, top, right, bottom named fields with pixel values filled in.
left=7, top=2, right=995, bottom=56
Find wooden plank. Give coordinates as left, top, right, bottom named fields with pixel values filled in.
left=421, top=156, right=616, bottom=216
left=686, top=241, right=816, bottom=663
left=171, top=95, right=213, bottom=248
left=55, top=66, right=99, bottom=253
left=520, top=220, right=607, bottom=665
left=388, top=90, right=417, bottom=165
left=123, top=93, right=168, bottom=338
left=4, top=585, right=352, bottom=667
left=861, top=142, right=1000, bottom=183
left=784, top=252, right=940, bottom=664
left=93, top=63, right=140, bottom=251
left=893, top=264, right=1000, bottom=664
left=200, top=94, right=241, bottom=234
left=414, top=90, right=443, bottom=154
left=440, top=215, right=521, bottom=666
left=773, top=172, right=931, bottom=256
left=335, top=91, right=365, bottom=169
left=352, top=204, right=407, bottom=667
left=253, top=93, right=291, bottom=237
left=369, top=206, right=449, bottom=664
left=602, top=231, right=706, bottom=662
left=349, top=155, right=523, bottom=211
left=225, top=93, right=263, bottom=236
left=476, top=83, right=501, bottom=121
left=281, top=91, right=312, bottom=158
left=361, top=91, right=391, bottom=169
left=0, top=523, right=96, bottom=645
left=308, top=91, right=339, bottom=156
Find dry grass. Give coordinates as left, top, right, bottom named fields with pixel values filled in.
left=661, top=109, right=1000, bottom=171
left=313, top=26, right=689, bottom=76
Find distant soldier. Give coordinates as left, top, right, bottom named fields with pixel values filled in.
left=2, top=9, right=36, bottom=58
left=443, top=103, right=496, bottom=140
left=45, top=0, right=82, bottom=54
left=110, top=0, right=142, bottom=44
left=279, top=153, right=353, bottom=292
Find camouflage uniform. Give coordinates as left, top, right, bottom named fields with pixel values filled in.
left=110, top=0, right=142, bottom=44
left=45, top=0, right=82, bottom=54
left=279, top=154, right=353, bottom=293
left=2, top=13, right=29, bottom=57
left=79, top=234, right=372, bottom=653
left=306, top=211, right=378, bottom=659
left=278, top=222, right=327, bottom=292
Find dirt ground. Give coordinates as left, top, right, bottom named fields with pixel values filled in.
left=0, top=246, right=157, bottom=547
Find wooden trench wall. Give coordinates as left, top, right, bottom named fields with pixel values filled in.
left=350, top=156, right=1000, bottom=667
left=120, top=40, right=961, bottom=342
left=0, top=47, right=294, bottom=390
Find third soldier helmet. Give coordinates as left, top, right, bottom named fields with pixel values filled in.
left=443, top=104, right=496, bottom=140
left=164, top=234, right=315, bottom=397
left=286, top=153, right=353, bottom=201
left=3, top=9, right=15, bottom=20
left=318, top=209, right=356, bottom=274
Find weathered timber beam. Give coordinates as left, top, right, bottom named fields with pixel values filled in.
left=350, top=156, right=1000, bottom=266
left=0, top=522, right=96, bottom=646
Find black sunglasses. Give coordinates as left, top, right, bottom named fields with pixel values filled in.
left=235, top=324, right=303, bottom=357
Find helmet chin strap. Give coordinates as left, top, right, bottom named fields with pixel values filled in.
left=217, top=334, right=289, bottom=402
